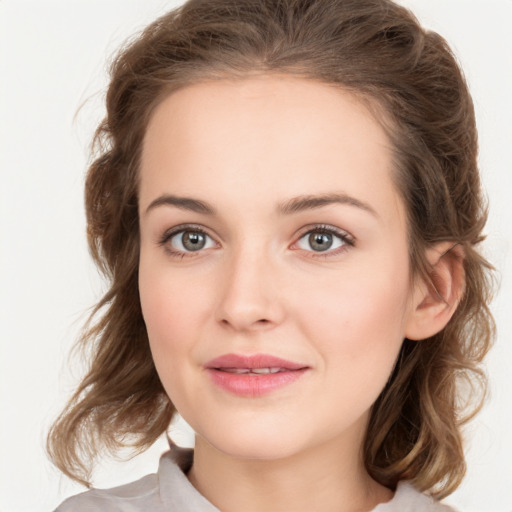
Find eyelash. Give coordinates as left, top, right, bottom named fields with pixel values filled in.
left=293, top=224, right=355, bottom=258
left=158, top=223, right=355, bottom=259
left=158, top=224, right=215, bottom=259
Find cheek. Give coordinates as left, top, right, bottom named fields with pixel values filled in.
left=291, top=260, right=411, bottom=382
left=138, top=263, right=213, bottom=369
left=138, top=264, right=215, bottom=414
left=140, top=250, right=214, bottom=329
left=295, top=279, right=408, bottom=434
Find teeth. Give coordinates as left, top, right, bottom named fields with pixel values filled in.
left=221, top=367, right=283, bottom=374
left=252, top=367, right=281, bottom=374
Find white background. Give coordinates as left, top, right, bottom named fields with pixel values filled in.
left=0, top=1, right=511, bottom=511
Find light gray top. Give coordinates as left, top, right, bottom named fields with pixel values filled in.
left=55, top=446, right=456, bottom=511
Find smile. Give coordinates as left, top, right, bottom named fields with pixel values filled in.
left=219, top=367, right=287, bottom=374
left=205, top=353, right=309, bottom=397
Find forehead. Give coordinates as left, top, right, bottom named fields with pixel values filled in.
left=142, top=75, right=388, bottom=164
left=139, top=75, right=405, bottom=227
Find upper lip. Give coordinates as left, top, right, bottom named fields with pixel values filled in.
left=205, top=353, right=308, bottom=371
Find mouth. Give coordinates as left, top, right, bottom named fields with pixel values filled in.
left=204, top=353, right=309, bottom=397
left=218, top=367, right=290, bottom=374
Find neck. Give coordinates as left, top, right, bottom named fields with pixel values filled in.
left=187, top=435, right=392, bottom=512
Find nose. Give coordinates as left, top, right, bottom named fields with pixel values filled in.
left=214, top=246, right=285, bottom=332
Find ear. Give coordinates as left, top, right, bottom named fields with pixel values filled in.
left=405, top=242, right=465, bottom=341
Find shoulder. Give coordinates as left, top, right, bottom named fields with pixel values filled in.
left=372, top=481, right=458, bottom=512
left=53, top=447, right=219, bottom=512
left=54, top=473, right=161, bottom=512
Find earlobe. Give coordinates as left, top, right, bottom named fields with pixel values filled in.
left=405, top=242, right=465, bottom=341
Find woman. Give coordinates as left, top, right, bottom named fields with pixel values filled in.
left=49, top=0, right=494, bottom=510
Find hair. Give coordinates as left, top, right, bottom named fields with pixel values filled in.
left=47, top=0, right=495, bottom=499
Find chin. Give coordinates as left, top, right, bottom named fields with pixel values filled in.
left=192, top=413, right=320, bottom=462
left=209, top=435, right=304, bottom=461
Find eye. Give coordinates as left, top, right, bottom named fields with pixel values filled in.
left=161, top=227, right=217, bottom=255
left=295, top=226, right=353, bottom=254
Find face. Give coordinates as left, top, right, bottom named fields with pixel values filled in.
left=138, top=76, right=419, bottom=461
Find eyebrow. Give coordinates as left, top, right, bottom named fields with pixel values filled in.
left=145, top=194, right=216, bottom=215
left=144, top=192, right=378, bottom=218
left=277, top=193, right=378, bottom=217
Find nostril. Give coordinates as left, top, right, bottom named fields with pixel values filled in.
left=220, top=317, right=271, bottom=329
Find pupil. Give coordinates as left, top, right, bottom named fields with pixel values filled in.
left=182, top=231, right=206, bottom=251
left=309, top=232, right=332, bottom=251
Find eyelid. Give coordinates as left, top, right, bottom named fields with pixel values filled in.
left=157, top=222, right=354, bottom=259
left=291, top=224, right=355, bottom=256
left=158, top=223, right=219, bottom=257
left=159, top=223, right=209, bottom=243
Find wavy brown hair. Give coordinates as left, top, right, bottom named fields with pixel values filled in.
left=47, top=0, right=495, bottom=498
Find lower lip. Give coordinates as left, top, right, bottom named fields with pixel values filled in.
left=206, top=368, right=308, bottom=397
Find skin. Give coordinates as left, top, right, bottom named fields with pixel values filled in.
left=137, top=76, right=449, bottom=512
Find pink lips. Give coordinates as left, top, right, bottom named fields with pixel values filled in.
left=205, top=353, right=309, bottom=397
